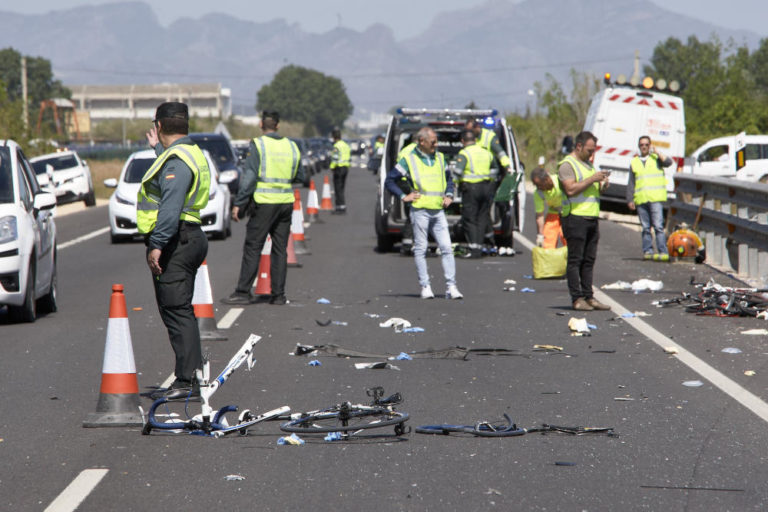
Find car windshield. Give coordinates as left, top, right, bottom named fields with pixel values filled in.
left=0, top=148, right=12, bottom=203
left=192, top=138, right=235, bottom=166
left=31, top=154, right=78, bottom=173
left=124, top=158, right=153, bottom=183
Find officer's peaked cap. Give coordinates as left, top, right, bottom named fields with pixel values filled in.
left=154, top=102, right=189, bottom=122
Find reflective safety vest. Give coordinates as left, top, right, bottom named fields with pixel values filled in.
left=457, top=143, right=493, bottom=183
left=559, top=155, right=599, bottom=217
left=137, top=144, right=210, bottom=234
left=478, top=128, right=511, bottom=169
left=397, top=142, right=416, bottom=161
left=331, top=140, right=351, bottom=168
left=534, top=175, right=563, bottom=215
left=630, top=155, right=667, bottom=205
left=252, top=136, right=299, bottom=204
left=404, top=151, right=447, bottom=210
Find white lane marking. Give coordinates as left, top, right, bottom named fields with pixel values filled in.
left=217, top=308, right=243, bottom=329
left=58, top=227, right=110, bottom=250
left=161, top=374, right=175, bottom=389
left=514, top=231, right=768, bottom=424
left=44, top=468, right=109, bottom=512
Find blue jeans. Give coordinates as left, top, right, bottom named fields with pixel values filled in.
left=411, top=207, right=456, bottom=288
left=636, top=201, right=667, bottom=255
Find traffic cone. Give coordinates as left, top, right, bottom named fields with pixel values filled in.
left=83, top=284, right=143, bottom=428
left=320, top=175, right=333, bottom=211
left=252, top=236, right=272, bottom=296
left=306, top=180, right=321, bottom=223
left=292, top=189, right=311, bottom=255
left=287, top=235, right=302, bottom=268
left=193, top=260, right=227, bottom=342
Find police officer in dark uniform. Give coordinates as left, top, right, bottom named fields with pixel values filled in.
left=140, top=102, right=211, bottom=400
left=222, top=111, right=303, bottom=306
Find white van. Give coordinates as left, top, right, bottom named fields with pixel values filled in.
left=583, top=85, right=686, bottom=206
left=683, top=134, right=768, bottom=183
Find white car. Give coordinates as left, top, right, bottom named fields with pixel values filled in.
left=0, top=140, right=58, bottom=322
left=29, top=150, right=96, bottom=207
left=104, top=149, right=231, bottom=243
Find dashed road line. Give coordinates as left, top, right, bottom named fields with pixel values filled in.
left=514, top=231, right=768, bottom=425
left=217, top=308, right=243, bottom=329
left=58, top=227, right=110, bottom=250
left=44, top=468, right=109, bottom=512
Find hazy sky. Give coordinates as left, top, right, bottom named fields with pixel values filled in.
left=10, top=0, right=768, bottom=39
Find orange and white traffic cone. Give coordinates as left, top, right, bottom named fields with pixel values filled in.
left=287, top=235, right=302, bottom=268
left=292, top=189, right=311, bottom=255
left=306, top=179, right=321, bottom=223
left=83, top=284, right=143, bottom=427
left=193, top=260, right=227, bottom=342
left=320, top=175, right=333, bottom=211
left=252, top=236, right=272, bottom=296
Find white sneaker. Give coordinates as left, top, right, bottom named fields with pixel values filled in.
left=420, top=285, right=435, bottom=299
left=446, top=285, right=463, bottom=299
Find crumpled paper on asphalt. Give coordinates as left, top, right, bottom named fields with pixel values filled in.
left=568, top=317, right=591, bottom=336
left=379, top=317, right=412, bottom=330
left=601, top=279, right=663, bottom=292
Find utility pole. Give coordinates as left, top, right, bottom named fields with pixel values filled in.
left=21, top=56, right=29, bottom=131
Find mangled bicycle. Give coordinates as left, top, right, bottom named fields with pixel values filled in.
left=654, top=277, right=768, bottom=317
left=142, top=334, right=289, bottom=437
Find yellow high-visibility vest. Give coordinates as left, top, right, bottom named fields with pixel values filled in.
left=252, top=136, right=299, bottom=204
left=559, top=155, right=599, bottom=217
left=404, top=151, right=447, bottom=210
left=630, top=155, right=667, bottom=205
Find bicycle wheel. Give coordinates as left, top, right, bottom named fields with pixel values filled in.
left=415, top=424, right=473, bottom=435
left=280, top=406, right=409, bottom=434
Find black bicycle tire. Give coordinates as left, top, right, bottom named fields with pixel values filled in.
left=280, top=407, right=409, bottom=434
left=471, top=427, right=526, bottom=437
left=415, top=424, right=473, bottom=435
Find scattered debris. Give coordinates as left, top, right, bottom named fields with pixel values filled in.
left=324, top=432, right=343, bottom=442
left=277, top=433, right=305, bottom=446
left=534, top=344, right=563, bottom=352
left=601, top=280, right=662, bottom=292
left=308, top=360, right=322, bottom=366
left=742, top=329, right=768, bottom=335
left=721, top=347, right=742, bottom=354
left=315, top=319, right=331, bottom=326
left=568, top=318, right=591, bottom=336
left=392, top=352, right=413, bottom=361
left=504, top=279, right=517, bottom=285
left=503, top=287, right=516, bottom=292
left=523, top=275, right=533, bottom=279
left=555, top=461, right=577, bottom=466
left=484, top=488, right=503, bottom=496
left=402, top=327, right=425, bottom=333
left=758, top=311, right=768, bottom=320
left=290, top=343, right=526, bottom=360
left=332, top=320, right=348, bottom=326
left=664, top=347, right=679, bottom=354
left=614, top=397, right=635, bottom=401
left=316, top=298, right=331, bottom=304
left=602, top=281, right=632, bottom=290
left=364, top=313, right=381, bottom=318
left=379, top=317, right=412, bottom=330
left=592, top=349, right=616, bottom=354
left=621, top=311, right=650, bottom=318
left=521, top=287, right=535, bottom=293
left=224, top=474, right=245, bottom=481
left=745, top=370, right=756, bottom=376
left=354, top=362, right=401, bottom=371
left=682, top=380, right=704, bottom=387
left=621, top=312, right=636, bottom=318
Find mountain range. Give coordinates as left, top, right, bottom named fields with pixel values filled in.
left=0, top=0, right=761, bottom=117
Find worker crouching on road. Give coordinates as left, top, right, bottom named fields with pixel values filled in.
left=454, top=129, right=494, bottom=259
left=222, top=110, right=304, bottom=306
left=330, top=128, right=351, bottom=214
left=385, top=127, right=463, bottom=300
left=140, top=102, right=210, bottom=400
left=627, top=135, right=672, bottom=261
left=558, top=131, right=611, bottom=312
left=530, top=166, right=566, bottom=249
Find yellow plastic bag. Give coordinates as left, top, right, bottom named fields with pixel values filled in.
left=532, top=246, right=567, bottom=279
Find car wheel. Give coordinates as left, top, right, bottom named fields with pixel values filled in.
left=84, top=188, right=96, bottom=207
left=38, top=258, right=57, bottom=314
left=9, top=261, right=37, bottom=323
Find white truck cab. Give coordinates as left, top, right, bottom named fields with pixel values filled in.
left=684, top=134, right=768, bottom=183
left=583, top=84, right=686, bottom=206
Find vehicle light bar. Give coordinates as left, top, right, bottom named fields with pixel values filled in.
left=398, top=108, right=498, bottom=117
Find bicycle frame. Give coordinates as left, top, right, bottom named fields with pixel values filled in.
left=143, top=334, right=290, bottom=437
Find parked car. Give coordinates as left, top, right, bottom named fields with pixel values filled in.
left=29, top=149, right=96, bottom=206
left=231, top=139, right=251, bottom=162
left=307, top=137, right=332, bottom=170
left=0, top=140, right=58, bottom=322
left=188, top=133, right=241, bottom=197
left=104, top=149, right=231, bottom=243
left=682, top=133, right=768, bottom=183
left=290, top=138, right=315, bottom=187
left=373, top=108, right=525, bottom=253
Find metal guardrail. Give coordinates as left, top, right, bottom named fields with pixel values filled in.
left=668, top=174, right=768, bottom=283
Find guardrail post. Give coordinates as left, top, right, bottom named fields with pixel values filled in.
left=738, top=206, right=750, bottom=278
left=759, top=213, right=768, bottom=285
left=704, top=197, right=718, bottom=267
left=719, top=200, right=734, bottom=271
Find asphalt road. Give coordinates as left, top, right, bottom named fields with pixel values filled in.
left=2, top=165, right=768, bottom=511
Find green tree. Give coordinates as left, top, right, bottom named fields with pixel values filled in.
left=0, top=48, right=70, bottom=104
left=256, top=65, right=353, bottom=136
left=0, top=78, right=25, bottom=143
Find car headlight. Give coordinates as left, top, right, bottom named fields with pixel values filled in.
left=115, top=192, right=135, bottom=206
left=0, top=216, right=18, bottom=244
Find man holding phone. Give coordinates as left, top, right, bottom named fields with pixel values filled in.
left=558, top=131, right=611, bottom=311
left=626, top=135, right=672, bottom=261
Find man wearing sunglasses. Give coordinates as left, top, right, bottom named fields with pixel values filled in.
left=626, top=135, right=672, bottom=261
